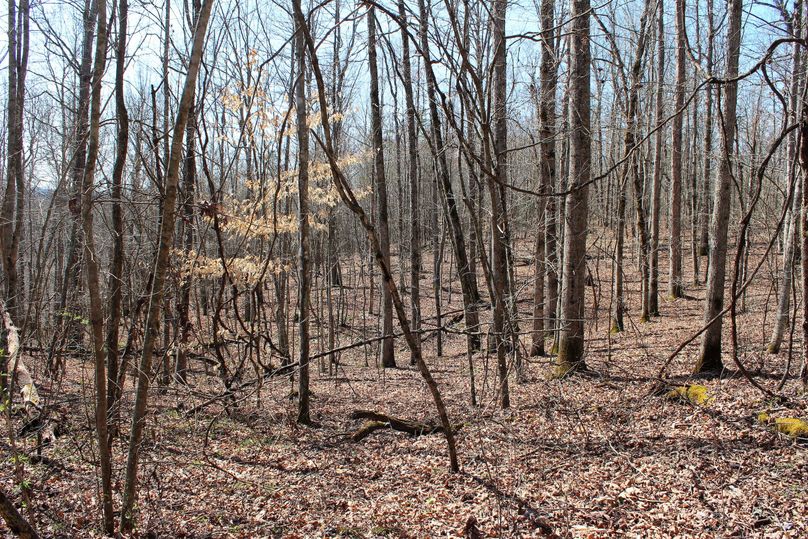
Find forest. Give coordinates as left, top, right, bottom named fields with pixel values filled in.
left=0, top=0, right=806, bottom=536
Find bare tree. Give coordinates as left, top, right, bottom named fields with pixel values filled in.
left=769, top=2, right=803, bottom=354
left=698, top=0, right=715, bottom=264
left=78, top=0, right=113, bottom=530
left=530, top=0, right=557, bottom=356
left=295, top=7, right=312, bottom=424
left=367, top=6, right=395, bottom=368
left=0, top=0, right=29, bottom=332
left=696, top=0, right=743, bottom=374
left=649, top=0, right=664, bottom=316
left=120, top=0, right=214, bottom=529
left=416, top=0, right=483, bottom=355
left=398, top=0, right=421, bottom=366
left=669, top=0, right=687, bottom=298
left=490, top=0, right=511, bottom=404
left=555, top=0, right=591, bottom=376
left=293, top=0, right=459, bottom=471
left=106, top=0, right=130, bottom=433
left=48, top=0, right=96, bottom=375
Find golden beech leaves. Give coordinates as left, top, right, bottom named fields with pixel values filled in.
left=219, top=81, right=344, bottom=143
left=178, top=250, right=291, bottom=285
left=189, top=76, right=373, bottom=286
left=178, top=152, right=370, bottom=285
left=208, top=151, right=371, bottom=241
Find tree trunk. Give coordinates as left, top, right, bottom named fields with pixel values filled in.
left=0, top=0, right=28, bottom=328
left=612, top=176, right=627, bottom=333
left=620, top=0, right=653, bottom=325
left=769, top=3, right=803, bottom=354
left=398, top=0, right=421, bottom=366
left=531, top=0, right=557, bottom=357
left=491, top=0, right=511, bottom=406
left=294, top=0, right=459, bottom=471
left=696, top=0, right=743, bottom=374
left=801, top=116, right=808, bottom=388
left=106, top=0, right=130, bottom=435
left=669, top=0, right=686, bottom=298
left=649, top=0, right=664, bottom=316
left=699, top=0, right=714, bottom=260
left=367, top=7, right=395, bottom=368
left=295, top=10, right=312, bottom=424
left=555, top=0, right=591, bottom=376
left=79, top=0, right=113, bottom=531
left=0, top=486, right=38, bottom=539
left=417, top=0, right=482, bottom=352
left=120, top=1, right=213, bottom=530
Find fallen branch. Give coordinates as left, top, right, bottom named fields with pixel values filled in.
left=349, top=410, right=448, bottom=442
left=1, top=302, right=40, bottom=409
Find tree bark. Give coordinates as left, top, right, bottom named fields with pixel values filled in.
left=802, top=114, right=808, bottom=388
left=0, top=486, right=38, bottom=539
left=769, top=3, right=803, bottom=354
left=398, top=0, right=421, bottom=366
left=491, top=0, right=511, bottom=405
left=1, top=0, right=28, bottom=388
left=106, top=0, right=130, bottom=435
left=417, top=0, right=482, bottom=352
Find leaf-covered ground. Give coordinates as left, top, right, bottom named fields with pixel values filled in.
left=2, top=248, right=807, bottom=538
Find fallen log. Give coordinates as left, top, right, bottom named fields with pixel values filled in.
left=349, top=410, right=446, bottom=442
left=351, top=420, right=388, bottom=442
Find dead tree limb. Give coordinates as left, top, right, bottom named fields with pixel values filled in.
left=350, top=410, right=448, bottom=442
left=0, top=486, right=38, bottom=539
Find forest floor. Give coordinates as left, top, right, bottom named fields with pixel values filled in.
left=2, top=239, right=807, bottom=538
